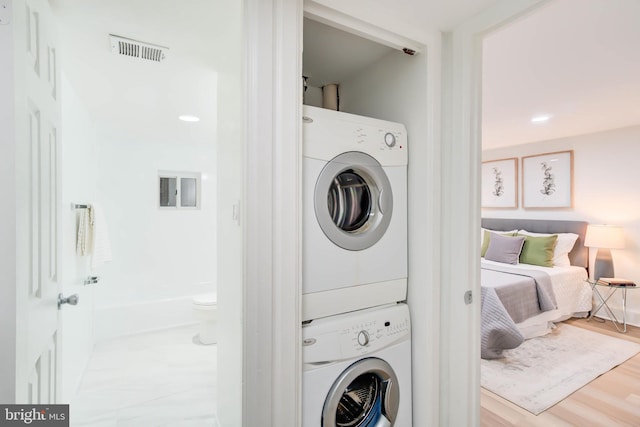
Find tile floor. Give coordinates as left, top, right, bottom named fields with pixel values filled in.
left=71, top=324, right=218, bottom=426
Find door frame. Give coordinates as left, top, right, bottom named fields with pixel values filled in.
left=0, top=0, right=19, bottom=403
left=243, top=0, right=303, bottom=425
left=440, top=1, right=547, bottom=425
left=246, top=0, right=550, bottom=426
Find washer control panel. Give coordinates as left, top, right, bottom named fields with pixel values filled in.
left=302, top=304, right=411, bottom=364
left=342, top=314, right=410, bottom=356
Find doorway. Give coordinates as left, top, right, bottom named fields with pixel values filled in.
left=5, top=0, right=244, bottom=423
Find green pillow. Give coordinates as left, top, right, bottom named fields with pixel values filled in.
left=517, top=234, right=558, bottom=267
left=481, top=230, right=516, bottom=257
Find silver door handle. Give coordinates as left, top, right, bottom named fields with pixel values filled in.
left=378, top=188, right=385, bottom=214
left=58, top=293, right=79, bottom=309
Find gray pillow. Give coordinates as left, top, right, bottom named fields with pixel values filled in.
left=484, top=233, right=526, bottom=265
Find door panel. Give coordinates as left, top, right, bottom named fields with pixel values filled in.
left=22, top=0, right=61, bottom=404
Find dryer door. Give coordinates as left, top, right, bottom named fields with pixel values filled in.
left=315, top=152, right=393, bottom=251
left=322, top=357, right=400, bottom=427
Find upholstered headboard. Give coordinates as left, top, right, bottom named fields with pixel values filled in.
left=481, top=218, right=589, bottom=269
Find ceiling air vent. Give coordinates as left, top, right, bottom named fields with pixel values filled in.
left=109, top=35, right=168, bottom=63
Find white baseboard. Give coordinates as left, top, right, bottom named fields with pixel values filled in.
left=94, top=296, right=197, bottom=343
left=593, top=305, right=640, bottom=328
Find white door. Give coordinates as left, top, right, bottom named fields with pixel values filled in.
left=17, top=0, right=63, bottom=404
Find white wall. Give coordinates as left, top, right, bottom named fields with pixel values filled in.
left=483, top=125, right=640, bottom=325
left=90, top=107, right=218, bottom=341
left=59, top=73, right=98, bottom=400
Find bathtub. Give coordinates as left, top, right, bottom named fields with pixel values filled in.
left=94, top=295, right=197, bottom=342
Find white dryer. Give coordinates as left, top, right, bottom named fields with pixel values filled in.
left=303, top=105, right=408, bottom=321
left=302, top=303, right=412, bottom=427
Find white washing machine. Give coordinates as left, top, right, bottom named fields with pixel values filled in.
left=303, top=105, right=408, bottom=321
left=302, top=303, right=412, bottom=427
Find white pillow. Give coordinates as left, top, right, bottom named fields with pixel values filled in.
left=517, top=230, right=579, bottom=267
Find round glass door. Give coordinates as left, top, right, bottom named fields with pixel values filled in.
left=315, top=152, right=393, bottom=251
left=328, top=171, right=372, bottom=233
left=323, top=358, right=399, bottom=427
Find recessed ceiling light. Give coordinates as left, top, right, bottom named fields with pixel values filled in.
left=531, top=115, right=551, bottom=123
left=179, top=115, right=200, bottom=122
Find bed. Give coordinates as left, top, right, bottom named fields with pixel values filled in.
left=480, top=218, right=592, bottom=359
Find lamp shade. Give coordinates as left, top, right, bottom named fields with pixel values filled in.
left=584, top=225, right=625, bottom=249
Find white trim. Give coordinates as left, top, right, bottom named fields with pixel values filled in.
left=244, top=0, right=302, bottom=426
left=405, top=30, right=442, bottom=427
left=0, top=0, right=17, bottom=403
left=439, top=1, right=547, bottom=425
left=302, top=279, right=407, bottom=321
left=303, top=1, right=422, bottom=54
left=594, top=304, right=640, bottom=328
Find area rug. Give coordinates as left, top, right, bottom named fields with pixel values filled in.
left=481, top=323, right=640, bottom=415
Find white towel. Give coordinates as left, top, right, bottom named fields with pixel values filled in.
left=89, top=203, right=113, bottom=269
left=76, top=208, right=91, bottom=256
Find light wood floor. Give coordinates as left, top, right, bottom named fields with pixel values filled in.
left=481, top=318, right=640, bottom=427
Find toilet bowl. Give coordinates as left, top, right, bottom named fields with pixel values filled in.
left=192, top=292, right=217, bottom=345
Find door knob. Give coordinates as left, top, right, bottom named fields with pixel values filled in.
left=58, top=293, right=79, bottom=309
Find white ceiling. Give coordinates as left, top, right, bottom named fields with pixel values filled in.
left=482, top=0, right=640, bottom=149
left=51, top=0, right=238, bottom=145
left=51, top=0, right=502, bottom=145
left=51, top=0, right=639, bottom=151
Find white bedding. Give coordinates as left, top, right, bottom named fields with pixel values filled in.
left=482, top=259, right=591, bottom=338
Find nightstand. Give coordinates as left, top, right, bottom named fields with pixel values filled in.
left=586, top=279, right=637, bottom=333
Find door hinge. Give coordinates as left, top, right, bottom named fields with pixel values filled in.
left=464, top=290, right=473, bottom=305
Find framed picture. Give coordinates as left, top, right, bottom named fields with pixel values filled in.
left=481, top=158, right=518, bottom=209
left=522, top=150, right=573, bottom=209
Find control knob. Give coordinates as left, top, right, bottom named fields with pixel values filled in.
left=384, top=132, right=396, bottom=147
left=357, top=330, right=370, bottom=346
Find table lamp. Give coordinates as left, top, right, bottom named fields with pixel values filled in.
left=584, top=224, right=625, bottom=280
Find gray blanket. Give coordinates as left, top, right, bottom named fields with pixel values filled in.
left=480, top=261, right=558, bottom=359
left=481, top=262, right=557, bottom=323
left=481, top=287, right=524, bottom=359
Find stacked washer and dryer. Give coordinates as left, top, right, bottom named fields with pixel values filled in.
left=302, top=105, right=412, bottom=427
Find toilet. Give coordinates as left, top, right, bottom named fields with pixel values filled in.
left=192, top=292, right=217, bottom=345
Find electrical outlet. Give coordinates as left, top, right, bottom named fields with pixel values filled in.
left=0, top=2, right=11, bottom=25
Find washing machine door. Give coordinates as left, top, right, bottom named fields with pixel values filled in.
left=315, top=152, right=393, bottom=251
left=322, top=358, right=399, bottom=427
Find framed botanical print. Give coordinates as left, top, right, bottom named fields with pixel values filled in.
left=522, top=150, right=573, bottom=209
left=481, top=158, right=518, bottom=209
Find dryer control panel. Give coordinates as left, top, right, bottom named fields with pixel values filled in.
left=303, top=105, right=408, bottom=166
left=302, top=303, right=410, bottom=364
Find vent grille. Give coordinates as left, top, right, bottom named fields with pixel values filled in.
left=110, top=35, right=168, bottom=63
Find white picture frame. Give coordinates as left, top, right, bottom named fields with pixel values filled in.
left=522, top=150, right=573, bottom=209
left=481, top=158, right=518, bottom=209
